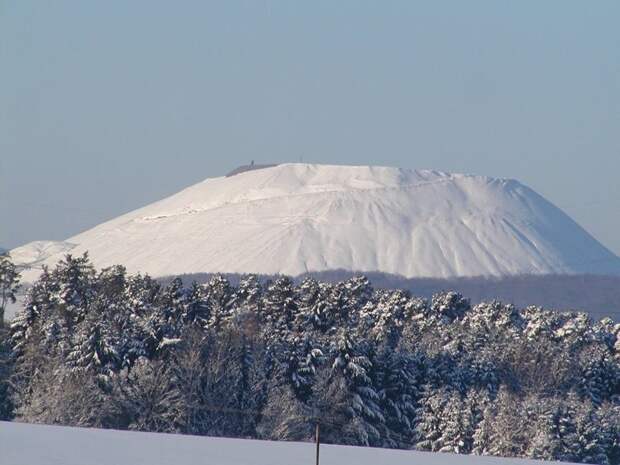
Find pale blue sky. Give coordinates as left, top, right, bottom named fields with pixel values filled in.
left=1, top=1, right=619, bottom=254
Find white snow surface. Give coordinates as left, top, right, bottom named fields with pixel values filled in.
left=10, top=163, right=620, bottom=282
left=0, top=421, right=576, bottom=465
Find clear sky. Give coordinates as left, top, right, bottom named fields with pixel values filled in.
left=1, top=1, right=619, bottom=255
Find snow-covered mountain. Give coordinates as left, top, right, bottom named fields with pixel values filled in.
left=10, top=163, right=620, bottom=281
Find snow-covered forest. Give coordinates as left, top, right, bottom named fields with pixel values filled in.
left=1, top=254, right=619, bottom=464
left=165, top=271, right=620, bottom=322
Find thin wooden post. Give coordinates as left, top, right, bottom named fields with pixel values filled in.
left=315, top=421, right=320, bottom=465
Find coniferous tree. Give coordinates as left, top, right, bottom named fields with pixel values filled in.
left=53, top=253, right=96, bottom=327
left=67, top=311, right=119, bottom=376
left=0, top=325, right=13, bottom=419
left=262, top=277, right=297, bottom=341
left=327, top=330, right=384, bottom=446
left=182, top=281, right=210, bottom=327
left=203, top=275, right=235, bottom=329
left=0, top=253, right=20, bottom=327
left=374, top=347, right=419, bottom=447
left=296, top=277, right=331, bottom=333
left=414, top=384, right=448, bottom=452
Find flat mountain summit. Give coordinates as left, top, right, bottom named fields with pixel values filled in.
left=11, top=163, right=620, bottom=281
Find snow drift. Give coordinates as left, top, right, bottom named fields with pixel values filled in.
left=10, top=163, right=620, bottom=282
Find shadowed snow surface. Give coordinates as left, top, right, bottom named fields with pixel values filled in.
left=10, top=163, right=620, bottom=282
left=0, top=421, right=576, bottom=465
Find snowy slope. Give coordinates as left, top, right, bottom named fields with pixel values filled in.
left=10, top=163, right=620, bottom=282
left=9, top=240, right=76, bottom=268
left=0, top=421, right=576, bottom=465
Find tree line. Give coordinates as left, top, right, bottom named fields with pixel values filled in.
left=0, top=253, right=618, bottom=464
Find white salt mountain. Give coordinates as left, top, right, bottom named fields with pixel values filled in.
left=10, top=163, right=620, bottom=282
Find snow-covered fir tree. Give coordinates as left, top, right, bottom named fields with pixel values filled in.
left=0, top=253, right=20, bottom=327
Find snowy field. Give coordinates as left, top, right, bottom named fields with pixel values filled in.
left=0, top=421, right=575, bottom=465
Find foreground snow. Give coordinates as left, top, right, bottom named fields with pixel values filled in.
left=0, top=421, right=575, bottom=465
left=11, top=163, right=620, bottom=282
